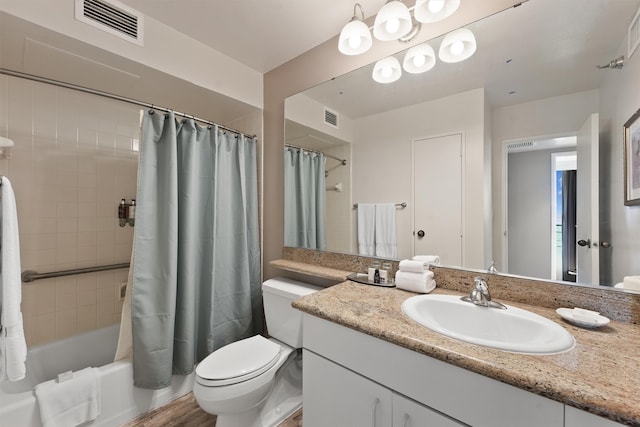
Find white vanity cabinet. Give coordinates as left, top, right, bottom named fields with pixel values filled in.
left=564, top=406, right=626, bottom=427
left=302, top=314, right=628, bottom=427
left=304, top=349, right=465, bottom=427
left=302, top=314, right=567, bottom=427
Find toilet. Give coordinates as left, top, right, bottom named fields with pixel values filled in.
left=193, top=277, right=321, bottom=427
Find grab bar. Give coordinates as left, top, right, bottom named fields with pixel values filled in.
left=21, top=263, right=130, bottom=283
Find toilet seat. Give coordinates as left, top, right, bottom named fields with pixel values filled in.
left=196, top=335, right=282, bottom=387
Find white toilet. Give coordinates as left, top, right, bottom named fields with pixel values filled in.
left=193, top=277, right=321, bottom=427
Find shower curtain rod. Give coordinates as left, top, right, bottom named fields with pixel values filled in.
left=285, top=143, right=347, bottom=165
left=0, top=68, right=254, bottom=139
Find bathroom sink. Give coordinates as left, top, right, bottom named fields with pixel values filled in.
left=401, top=294, right=575, bottom=355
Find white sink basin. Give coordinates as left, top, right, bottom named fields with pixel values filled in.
left=401, top=294, right=575, bottom=355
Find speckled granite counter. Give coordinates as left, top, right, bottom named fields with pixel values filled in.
left=292, top=281, right=640, bottom=426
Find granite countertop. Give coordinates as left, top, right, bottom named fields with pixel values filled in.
left=292, top=281, right=640, bottom=426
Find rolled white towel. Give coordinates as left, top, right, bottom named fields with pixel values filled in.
left=398, top=259, right=427, bottom=273
left=412, top=255, right=441, bottom=266
left=395, top=270, right=436, bottom=294
left=622, top=276, right=640, bottom=291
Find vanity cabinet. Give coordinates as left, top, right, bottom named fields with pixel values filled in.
left=302, top=313, right=619, bottom=427
left=564, top=406, right=626, bottom=427
left=304, top=350, right=465, bottom=427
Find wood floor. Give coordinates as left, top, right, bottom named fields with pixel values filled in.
left=122, top=392, right=303, bottom=427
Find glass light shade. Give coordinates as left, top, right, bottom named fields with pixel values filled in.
left=372, top=56, right=402, bottom=83
left=438, top=28, right=477, bottom=63
left=373, top=1, right=413, bottom=41
left=414, top=0, right=460, bottom=23
left=403, top=43, right=436, bottom=73
left=339, top=18, right=373, bottom=55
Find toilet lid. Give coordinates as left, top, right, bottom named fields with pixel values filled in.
left=196, top=335, right=281, bottom=386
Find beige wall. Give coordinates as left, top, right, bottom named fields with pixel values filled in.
left=0, top=0, right=263, bottom=109
left=263, top=0, right=522, bottom=279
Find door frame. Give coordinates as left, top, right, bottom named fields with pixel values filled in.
left=501, top=131, right=575, bottom=274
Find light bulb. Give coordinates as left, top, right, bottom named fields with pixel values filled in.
left=381, top=66, right=393, bottom=78
left=348, top=36, right=361, bottom=49
left=385, top=17, right=400, bottom=35
left=428, top=0, right=445, bottom=13
left=450, top=40, right=465, bottom=56
left=412, top=54, right=426, bottom=67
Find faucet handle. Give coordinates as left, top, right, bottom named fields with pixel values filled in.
left=473, top=277, right=491, bottom=301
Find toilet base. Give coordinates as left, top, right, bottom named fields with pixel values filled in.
left=214, top=350, right=303, bottom=427
left=195, top=345, right=303, bottom=427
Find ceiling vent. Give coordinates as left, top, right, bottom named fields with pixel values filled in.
left=324, top=108, right=339, bottom=128
left=506, top=140, right=535, bottom=153
left=75, top=0, right=144, bottom=46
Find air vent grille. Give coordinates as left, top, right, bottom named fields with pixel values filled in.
left=75, top=0, right=144, bottom=46
left=324, top=108, right=339, bottom=128
left=507, top=141, right=534, bottom=152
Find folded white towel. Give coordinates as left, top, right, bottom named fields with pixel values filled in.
left=1, top=177, right=27, bottom=382
left=398, top=259, right=427, bottom=273
left=395, top=270, right=436, bottom=294
left=35, top=367, right=101, bottom=427
left=412, top=255, right=441, bottom=266
left=622, top=276, right=640, bottom=290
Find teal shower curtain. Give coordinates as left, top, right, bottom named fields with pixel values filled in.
left=131, top=110, right=261, bottom=389
left=284, top=148, right=326, bottom=250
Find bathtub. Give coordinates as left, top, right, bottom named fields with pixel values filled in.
left=0, top=324, right=194, bottom=426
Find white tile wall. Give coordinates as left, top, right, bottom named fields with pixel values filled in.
left=0, top=74, right=139, bottom=347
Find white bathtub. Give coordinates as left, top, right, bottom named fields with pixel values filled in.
left=0, top=324, right=194, bottom=426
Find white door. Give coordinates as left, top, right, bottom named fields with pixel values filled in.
left=575, top=113, right=599, bottom=284
left=413, top=134, right=463, bottom=265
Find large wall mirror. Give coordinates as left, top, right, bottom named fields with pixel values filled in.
left=284, top=0, right=640, bottom=290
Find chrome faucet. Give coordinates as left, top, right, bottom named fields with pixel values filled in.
left=461, top=277, right=507, bottom=309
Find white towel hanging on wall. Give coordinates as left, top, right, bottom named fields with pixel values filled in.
left=0, top=176, right=27, bottom=382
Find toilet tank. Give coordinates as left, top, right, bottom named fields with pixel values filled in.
left=262, top=277, right=322, bottom=348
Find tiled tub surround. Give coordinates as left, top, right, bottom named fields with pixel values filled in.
left=0, top=74, right=139, bottom=346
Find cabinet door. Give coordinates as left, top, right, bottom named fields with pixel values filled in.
left=393, top=393, right=468, bottom=427
left=564, top=406, right=625, bottom=427
left=303, top=350, right=392, bottom=427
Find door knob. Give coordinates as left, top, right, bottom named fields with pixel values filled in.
left=577, top=239, right=591, bottom=247
left=416, top=230, right=425, bottom=238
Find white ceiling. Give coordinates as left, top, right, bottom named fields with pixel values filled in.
left=119, top=0, right=640, bottom=119
left=119, top=0, right=386, bottom=73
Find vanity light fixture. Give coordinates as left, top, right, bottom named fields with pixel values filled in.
left=414, top=0, right=460, bottom=23
left=338, top=3, right=373, bottom=55
left=372, top=56, right=402, bottom=83
left=402, top=42, right=436, bottom=73
left=438, top=28, right=477, bottom=63
left=373, top=0, right=413, bottom=41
